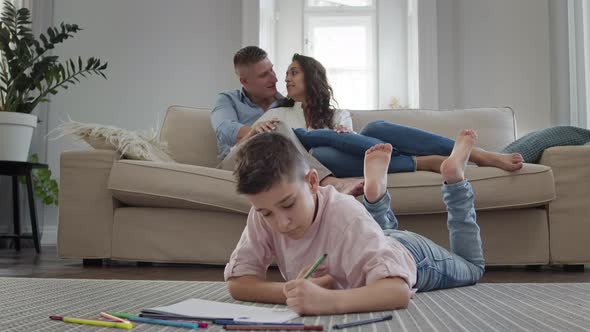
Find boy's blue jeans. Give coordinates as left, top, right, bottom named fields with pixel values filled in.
left=364, top=180, right=485, bottom=291
left=294, top=120, right=455, bottom=177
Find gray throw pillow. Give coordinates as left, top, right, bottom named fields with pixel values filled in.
left=502, top=126, right=590, bottom=163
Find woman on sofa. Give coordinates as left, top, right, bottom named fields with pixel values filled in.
left=255, top=54, right=524, bottom=177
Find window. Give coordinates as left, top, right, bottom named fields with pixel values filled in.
left=304, top=0, right=377, bottom=109
left=307, top=0, right=373, bottom=8
left=271, top=0, right=409, bottom=110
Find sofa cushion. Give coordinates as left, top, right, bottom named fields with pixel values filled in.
left=160, top=106, right=516, bottom=167
left=351, top=108, right=516, bottom=153
left=389, top=163, right=555, bottom=214
left=160, top=105, right=219, bottom=167
left=108, top=160, right=251, bottom=214
left=109, top=159, right=554, bottom=216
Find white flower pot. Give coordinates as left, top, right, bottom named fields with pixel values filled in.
left=0, top=112, right=37, bottom=162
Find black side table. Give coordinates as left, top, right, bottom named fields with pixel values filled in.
left=0, top=161, right=46, bottom=253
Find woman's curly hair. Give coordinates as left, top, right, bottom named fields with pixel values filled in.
left=279, top=54, right=337, bottom=129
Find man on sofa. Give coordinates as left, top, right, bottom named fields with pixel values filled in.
left=211, top=46, right=363, bottom=195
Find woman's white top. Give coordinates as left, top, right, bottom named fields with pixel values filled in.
left=254, top=102, right=353, bottom=131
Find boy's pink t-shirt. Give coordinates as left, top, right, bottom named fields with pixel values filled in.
left=224, top=186, right=417, bottom=290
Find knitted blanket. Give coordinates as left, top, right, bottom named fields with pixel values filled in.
left=502, top=126, right=590, bottom=163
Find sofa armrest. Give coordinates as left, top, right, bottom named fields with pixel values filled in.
left=539, top=145, right=590, bottom=264
left=58, top=149, right=122, bottom=259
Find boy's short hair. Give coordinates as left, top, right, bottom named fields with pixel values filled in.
left=233, top=46, right=267, bottom=74
left=234, top=133, right=309, bottom=195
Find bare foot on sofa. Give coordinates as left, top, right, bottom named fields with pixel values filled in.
left=364, top=143, right=392, bottom=203
left=321, top=176, right=364, bottom=196
left=470, top=147, right=524, bottom=171
left=441, top=129, right=477, bottom=184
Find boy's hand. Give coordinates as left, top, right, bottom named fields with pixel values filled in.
left=295, top=264, right=334, bottom=289
left=283, top=279, right=336, bottom=315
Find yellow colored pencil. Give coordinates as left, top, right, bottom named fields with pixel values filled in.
left=50, top=315, right=133, bottom=329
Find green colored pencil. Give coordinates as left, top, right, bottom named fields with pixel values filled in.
left=304, top=254, right=327, bottom=279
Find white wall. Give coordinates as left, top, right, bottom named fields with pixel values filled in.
left=437, top=0, right=552, bottom=136
left=38, top=0, right=243, bottom=244
left=275, top=0, right=303, bottom=95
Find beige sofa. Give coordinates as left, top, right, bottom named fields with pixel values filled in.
left=58, top=106, right=590, bottom=267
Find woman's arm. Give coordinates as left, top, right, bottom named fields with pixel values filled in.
left=335, top=109, right=354, bottom=132
left=284, top=277, right=410, bottom=315
left=228, top=275, right=287, bottom=304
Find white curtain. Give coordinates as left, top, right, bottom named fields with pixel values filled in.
left=550, top=0, right=590, bottom=129
left=568, top=0, right=589, bottom=128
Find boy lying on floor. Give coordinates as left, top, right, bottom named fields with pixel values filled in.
left=224, top=131, right=485, bottom=315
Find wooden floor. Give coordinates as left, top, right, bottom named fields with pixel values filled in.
left=1, top=246, right=589, bottom=283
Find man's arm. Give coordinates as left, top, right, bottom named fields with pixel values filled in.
left=211, top=94, right=245, bottom=155
left=237, top=118, right=281, bottom=144
left=236, top=125, right=252, bottom=144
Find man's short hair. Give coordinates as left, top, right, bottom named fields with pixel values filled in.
left=234, top=133, right=309, bottom=195
left=233, top=46, right=267, bottom=76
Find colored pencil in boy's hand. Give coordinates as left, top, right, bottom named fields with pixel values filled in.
left=303, top=254, right=327, bottom=279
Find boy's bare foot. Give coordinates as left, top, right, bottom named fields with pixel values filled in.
left=364, top=143, right=393, bottom=203
left=321, top=176, right=364, bottom=196
left=440, top=129, right=477, bottom=184
left=471, top=148, right=524, bottom=171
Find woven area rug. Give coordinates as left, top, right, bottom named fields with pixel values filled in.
left=1, top=277, right=589, bottom=331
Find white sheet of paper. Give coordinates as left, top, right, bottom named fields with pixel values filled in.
left=143, top=298, right=299, bottom=323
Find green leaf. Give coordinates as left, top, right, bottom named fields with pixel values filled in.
left=43, top=196, right=53, bottom=205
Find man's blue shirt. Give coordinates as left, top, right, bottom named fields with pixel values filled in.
left=211, top=88, right=283, bottom=159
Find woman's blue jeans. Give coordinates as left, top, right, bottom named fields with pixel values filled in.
left=364, top=180, right=485, bottom=291
left=294, top=120, right=455, bottom=177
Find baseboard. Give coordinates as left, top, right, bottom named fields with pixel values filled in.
left=41, top=225, right=57, bottom=245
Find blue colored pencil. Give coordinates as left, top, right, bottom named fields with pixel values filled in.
left=112, top=313, right=199, bottom=329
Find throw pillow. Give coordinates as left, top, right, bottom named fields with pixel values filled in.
left=501, top=126, right=590, bottom=163
left=51, top=118, right=175, bottom=163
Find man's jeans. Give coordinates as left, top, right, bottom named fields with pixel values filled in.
left=294, top=120, right=455, bottom=177
left=364, top=180, right=485, bottom=291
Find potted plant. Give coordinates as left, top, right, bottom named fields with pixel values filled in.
left=0, top=0, right=108, bottom=161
